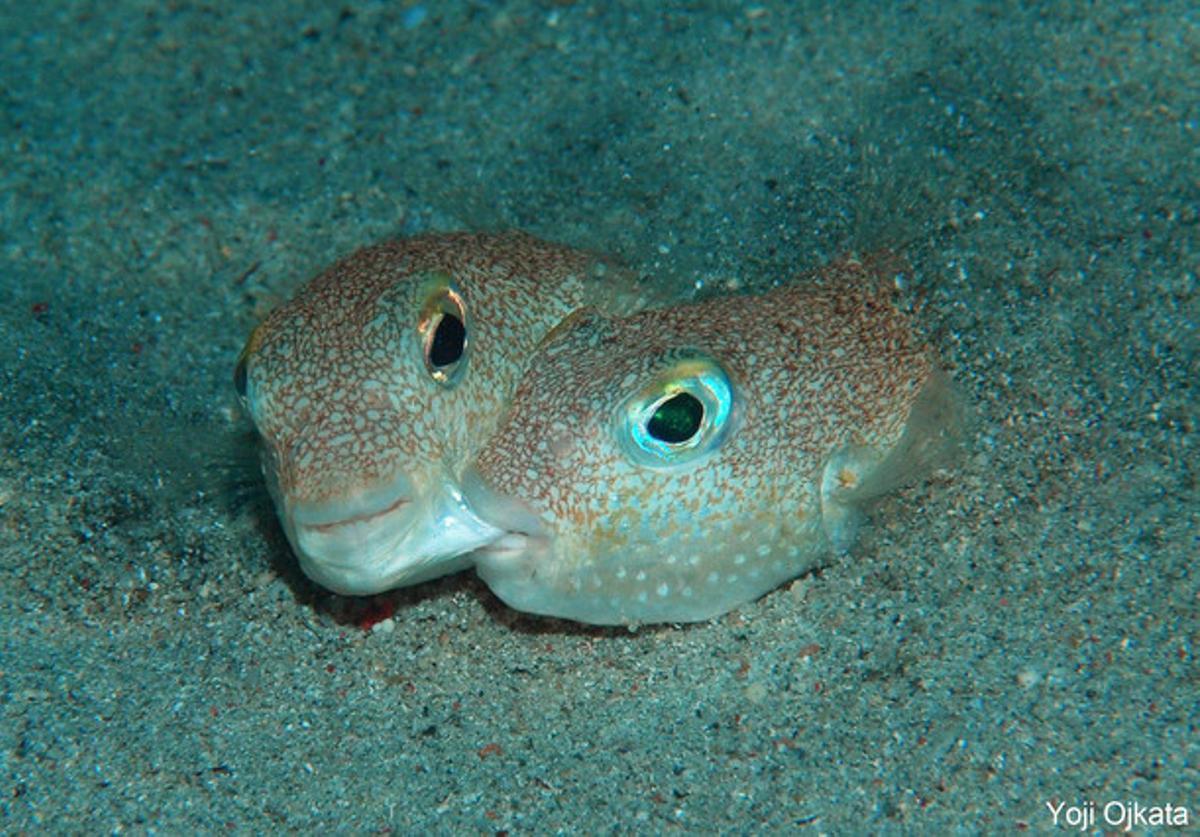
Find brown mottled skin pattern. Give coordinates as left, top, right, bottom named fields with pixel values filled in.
left=239, top=231, right=641, bottom=508
left=469, top=257, right=952, bottom=624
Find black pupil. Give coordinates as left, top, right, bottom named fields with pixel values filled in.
left=647, top=393, right=704, bottom=443
left=429, top=313, right=465, bottom=367
left=233, top=356, right=248, bottom=398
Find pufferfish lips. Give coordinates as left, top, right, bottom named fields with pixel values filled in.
left=279, top=470, right=503, bottom=596
left=235, top=232, right=654, bottom=596
left=455, top=258, right=961, bottom=625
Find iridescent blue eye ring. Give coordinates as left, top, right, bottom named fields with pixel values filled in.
left=617, top=357, right=735, bottom=468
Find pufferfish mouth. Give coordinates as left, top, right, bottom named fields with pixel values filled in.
left=296, top=494, right=412, bottom=533
left=282, top=471, right=506, bottom=596
left=458, top=467, right=549, bottom=561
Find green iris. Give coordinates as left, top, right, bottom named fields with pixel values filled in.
left=617, top=356, right=735, bottom=468
left=646, top=392, right=704, bottom=443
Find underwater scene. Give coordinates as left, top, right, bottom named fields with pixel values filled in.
left=1, top=1, right=1196, bottom=831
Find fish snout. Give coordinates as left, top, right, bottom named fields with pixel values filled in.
left=461, top=467, right=614, bottom=622
left=459, top=467, right=551, bottom=575
left=460, top=467, right=547, bottom=537
left=281, top=470, right=503, bottom=596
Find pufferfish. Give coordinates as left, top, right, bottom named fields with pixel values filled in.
left=459, top=257, right=960, bottom=625
left=234, top=232, right=653, bottom=595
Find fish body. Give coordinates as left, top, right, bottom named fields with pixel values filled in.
left=462, top=257, right=959, bottom=625
left=235, top=232, right=648, bottom=595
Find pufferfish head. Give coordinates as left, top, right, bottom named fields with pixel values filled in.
left=462, top=263, right=960, bottom=625
left=233, top=232, right=644, bottom=596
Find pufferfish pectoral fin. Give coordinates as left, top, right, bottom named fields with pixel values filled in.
left=819, top=366, right=963, bottom=550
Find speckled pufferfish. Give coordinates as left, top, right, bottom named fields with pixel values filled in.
left=460, top=257, right=960, bottom=625
left=234, top=232, right=652, bottom=595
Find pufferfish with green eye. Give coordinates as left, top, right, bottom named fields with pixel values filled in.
left=234, top=232, right=655, bottom=596
left=460, top=257, right=961, bottom=625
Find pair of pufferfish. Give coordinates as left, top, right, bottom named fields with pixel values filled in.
left=235, top=232, right=959, bottom=626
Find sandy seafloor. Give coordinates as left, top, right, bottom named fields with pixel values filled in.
left=1, top=1, right=1197, bottom=833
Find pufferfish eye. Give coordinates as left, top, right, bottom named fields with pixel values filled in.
left=233, top=351, right=249, bottom=400
left=233, top=320, right=268, bottom=404
left=417, top=276, right=469, bottom=387
left=646, top=392, right=704, bottom=443
left=617, top=356, right=735, bottom=468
